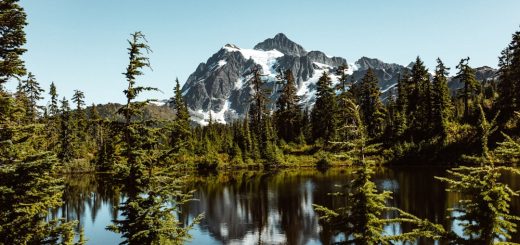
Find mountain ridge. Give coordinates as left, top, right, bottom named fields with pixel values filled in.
left=181, top=33, right=497, bottom=125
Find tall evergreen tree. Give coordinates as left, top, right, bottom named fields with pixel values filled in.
left=169, top=78, right=191, bottom=152
left=431, top=58, right=452, bottom=140
left=58, top=97, right=74, bottom=163
left=20, top=72, right=44, bottom=122
left=0, top=0, right=27, bottom=88
left=407, top=57, right=431, bottom=135
left=392, top=72, right=410, bottom=139
left=115, top=31, right=160, bottom=178
left=359, top=68, right=386, bottom=137
left=496, top=28, right=520, bottom=123
left=311, top=71, right=337, bottom=144
left=455, top=57, right=478, bottom=121
left=248, top=66, right=278, bottom=163
left=88, top=103, right=104, bottom=153
left=48, top=82, right=59, bottom=116
left=109, top=32, right=201, bottom=244
left=274, top=68, right=301, bottom=142
left=335, top=64, right=354, bottom=142
left=72, top=89, right=87, bottom=146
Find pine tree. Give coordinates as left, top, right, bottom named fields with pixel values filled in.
left=248, top=66, right=279, bottom=164
left=431, top=58, right=452, bottom=140
left=407, top=57, right=432, bottom=136
left=496, top=27, right=520, bottom=123
left=169, top=78, right=191, bottom=152
left=45, top=82, right=60, bottom=152
left=108, top=32, right=201, bottom=244
left=114, top=31, right=160, bottom=178
left=392, top=72, right=409, bottom=139
left=88, top=103, right=104, bottom=156
left=455, top=57, right=478, bottom=122
left=242, top=114, right=253, bottom=159
left=274, top=68, right=301, bottom=143
left=311, top=71, right=337, bottom=144
left=58, top=97, right=74, bottom=163
left=48, top=82, right=59, bottom=116
left=20, top=72, right=44, bottom=122
left=72, top=90, right=87, bottom=154
left=108, top=175, right=203, bottom=245
left=335, top=64, right=353, bottom=142
left=300, top=107, right=311, bottom=143
left=359, top=68, right=386, bottom=138
left=0, top=0, right=27, bottom=88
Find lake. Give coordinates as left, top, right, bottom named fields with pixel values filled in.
left=49, top=166, right=520, bottom=244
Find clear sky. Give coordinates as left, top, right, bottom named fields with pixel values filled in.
left=14, top=0, right=520, bottom=105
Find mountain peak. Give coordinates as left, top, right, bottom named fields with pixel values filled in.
left=224, top=43, right=239, bottom=49
left=254, top=33, right=307, bottom=57
left=273, top=33, right=289, bottom=40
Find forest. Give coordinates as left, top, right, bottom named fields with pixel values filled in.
left=2, top=0, right=520, bottom=244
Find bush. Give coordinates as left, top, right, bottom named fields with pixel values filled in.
left=314, top=150, right=332, bottom=169
left=195, top=151, right=221, bottom=170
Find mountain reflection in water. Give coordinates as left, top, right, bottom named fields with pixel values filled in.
left=51, top=167, right=520, bottom=244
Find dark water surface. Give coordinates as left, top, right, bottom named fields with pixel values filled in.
left=50, top=167, right=520, bottom=244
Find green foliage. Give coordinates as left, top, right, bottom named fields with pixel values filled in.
left=436, top=165, right=520, bottom=244
left=248, top=66, right=280, bottom=165
left=58, top=97, right=75, bottom=163
left=48, top=82, right=59, bottom=116
left=0, top=3, right=81, bottom=240
left=359, top=68, right=386, bottom=138
left=274, top=68, right=302, bottom=143
left=407, top=57, right=433, bottom=137
left=0, top=94, right=79, bottom=243
left=0, top=0, right=27, bottom=87
left=311, top=71, right=337, bottom=144
left=108, top=174, right=203, bottom=245
left=495, top=133, right=520, bottom=164
left=168, top=78, right=191, bottom=153
left=455, top=57, right=479, bottom=122
left=431, top=58, right=452, bottom=140
left=106, top=32, right=202, bottom=244
left=314, top=150, right=332, bottom=169
left=19, top=72, right=44, bottom=122
left=497, top=28, right=520, bottom=123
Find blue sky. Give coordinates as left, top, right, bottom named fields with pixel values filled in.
left=15, top=0, right=520, bottom=105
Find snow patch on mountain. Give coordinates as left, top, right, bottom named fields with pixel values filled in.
left=217, top=60, right=227, bottom=68
left=224, top=45, right=284, bottom=76
left=234, top=77, right=244, bottom=90
left=298, top=62, right=342, bottom=106
left=191, top=100, right=234, bottom=126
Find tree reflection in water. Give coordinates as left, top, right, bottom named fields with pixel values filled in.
left=52, top=167, right=520, bottom=244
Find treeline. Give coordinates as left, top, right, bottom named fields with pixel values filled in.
left=5, top=29, right=520, bottom=172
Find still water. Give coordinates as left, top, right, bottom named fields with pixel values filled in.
left=50, top=167, right=520, bottom=244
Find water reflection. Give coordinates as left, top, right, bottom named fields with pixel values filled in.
left=52, top=167, right=520, bottom=244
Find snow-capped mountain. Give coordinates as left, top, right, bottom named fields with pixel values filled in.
left=181, top=33, right=496, bottom=125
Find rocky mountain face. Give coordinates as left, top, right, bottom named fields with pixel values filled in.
left=181, top=33, right=497, bottom=125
